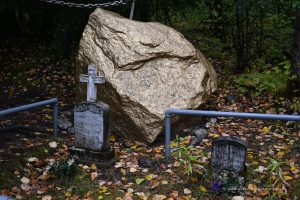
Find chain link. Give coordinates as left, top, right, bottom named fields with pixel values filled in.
left=39, top=0, right=130, bottom=8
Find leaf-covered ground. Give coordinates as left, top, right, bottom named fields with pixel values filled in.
left=0, top=37, right=300, bottom=200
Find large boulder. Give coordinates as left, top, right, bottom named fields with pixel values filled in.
left=77, top=9, right=217, bottom=144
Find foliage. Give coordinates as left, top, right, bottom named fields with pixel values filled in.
left=50, top=158, right=77, bottom=180
left=171, top=136, right=205, bottom=177
left=265, top=158, right=290, bottom=198
left=235, top=61, right=293, bottom=95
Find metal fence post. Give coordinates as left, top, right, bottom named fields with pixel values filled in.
left=129, top=0, right=136, bottom=20
left=53, top=101, right=59, bottom=137
left=165, top=109, right=172, bottom=159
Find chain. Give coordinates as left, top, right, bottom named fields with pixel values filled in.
left=39, top=0, right=130, bottom=8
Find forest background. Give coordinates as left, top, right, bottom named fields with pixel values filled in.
left=1, top=0, right=300, bottom=104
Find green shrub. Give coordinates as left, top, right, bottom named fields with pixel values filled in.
left=50, top=158, right=77, bottom=180
left=235, top=60, right=293, bottom=96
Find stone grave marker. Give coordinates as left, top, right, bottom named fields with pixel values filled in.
left=211, top=136, right=247, bottom=173
left=70, top=64, right=116, bottom=166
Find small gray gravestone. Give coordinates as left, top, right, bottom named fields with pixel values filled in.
left=211, top=136, right=247, bottom=173
left=70, top=64, right=116, bottom=166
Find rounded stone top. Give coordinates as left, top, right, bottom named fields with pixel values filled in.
left=212, top=136, right=248, bottom=148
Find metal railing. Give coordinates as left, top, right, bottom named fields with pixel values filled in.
left=165, top=109, right=300, bottom=159
left=0, top=99, right=59, bottom=137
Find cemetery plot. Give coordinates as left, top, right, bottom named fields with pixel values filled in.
left=0, top=37, right=300, bottom=200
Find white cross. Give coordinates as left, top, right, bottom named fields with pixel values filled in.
left=80, top=64, right=105, bottom=102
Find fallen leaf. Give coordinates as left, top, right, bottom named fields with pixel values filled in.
left=12, top=186, right=20, bottom=194
left=262, top=126, right=270, bottom=133
left=65, top=191, right=72, bottom=198
left=161, top=180, right=168, bottom=185
left=110, top=135, right=116, bottom=142
left=291, top=165, right=298, bottom=171
left=21, top=177, right=30, bottom=184
left=199, top=186, right=207, bottom=192
left=183, top=188, right=191, bottom=195
left=91, top=163, right=97, bottom=170
left=145, top=174, right=154, bottom=181
left=91, top=171, right=98, bottom=180
left=276, top=151, right=284, bottom=158
left=49, top=141, right=57, bottom=148
left=170, top=191, right=179, bottom=198
left=21, top=184, right=31, bottom=191
left=42, top=195, right=52, bottom=200
left=248, top=183, right=257, bottom=193
left=254, top=166, right=267, bottom=173
left=129, top=167, right=137, bottom=173
left=232, top=196, right=244, bottom=200
left=259, top=189, right=269, bottom=197
left=38, top=173, right=51, bottom=181
left=272, top=133, right=284, bottom=139
left=37, top=187, right=47, bottom=194
left=173, top=161, right=180, bottom=167
left=28, top=157, right=38, bottom=162
left=114, top=162, right=123, bottom=168
left=284, top=175, right=293, bottom=181
left=135, top=178, right=145, bottom=185
left=152, top=194, right=166, bottom=200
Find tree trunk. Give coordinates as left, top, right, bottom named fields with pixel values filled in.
left=235, top=0, right=249, bottom=71
left=135, top=0, right=150, bottom=22
left=161, top=0, right=172, bottom=25
left=287, top=8, right=300, bottom=96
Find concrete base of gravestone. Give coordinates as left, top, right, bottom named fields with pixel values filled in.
left=70, top=146, right=117, bottom=167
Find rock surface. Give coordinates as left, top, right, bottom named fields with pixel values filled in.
left=77, top=8, right=217, bottom=143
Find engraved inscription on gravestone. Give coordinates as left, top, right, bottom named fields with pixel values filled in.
left=211, top=136, right=248, bottom=173
left=74, top=102, right=110, bottom=151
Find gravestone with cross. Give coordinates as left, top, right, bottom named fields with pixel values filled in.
left=70, top=64, right=116, bottom=166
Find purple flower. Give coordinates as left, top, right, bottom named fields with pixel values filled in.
left=211, top=182, right=222, bottom=191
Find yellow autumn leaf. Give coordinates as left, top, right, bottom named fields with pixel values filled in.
left=199, top=186, right=208, bottom=192
left=65, top=191, right=72, bottom=198
left=291, top=165, right=298, bottom=171
left=190, top=177, right=198, bottom=182
left=262, top=126, right=270, bottom=133
left=284, top=175, right=293, bottom=181
left=91, top=163, right=97, bottom=170
left=135, top=178, right=145, bottom=185
left=251, top=161, right=259, bottom=166
left=110, top=135, right=116, bottom=142
left=45, top=114, right=52, bottom=120
left=247, top=152, right=253, bottom=160
left=145, top=174, right=154, bottom=181
left=99, top=186, right=108, bottom=194
left=276, top=151, right=284, bottom=158
left=248, top=183, right=257, bottom=193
